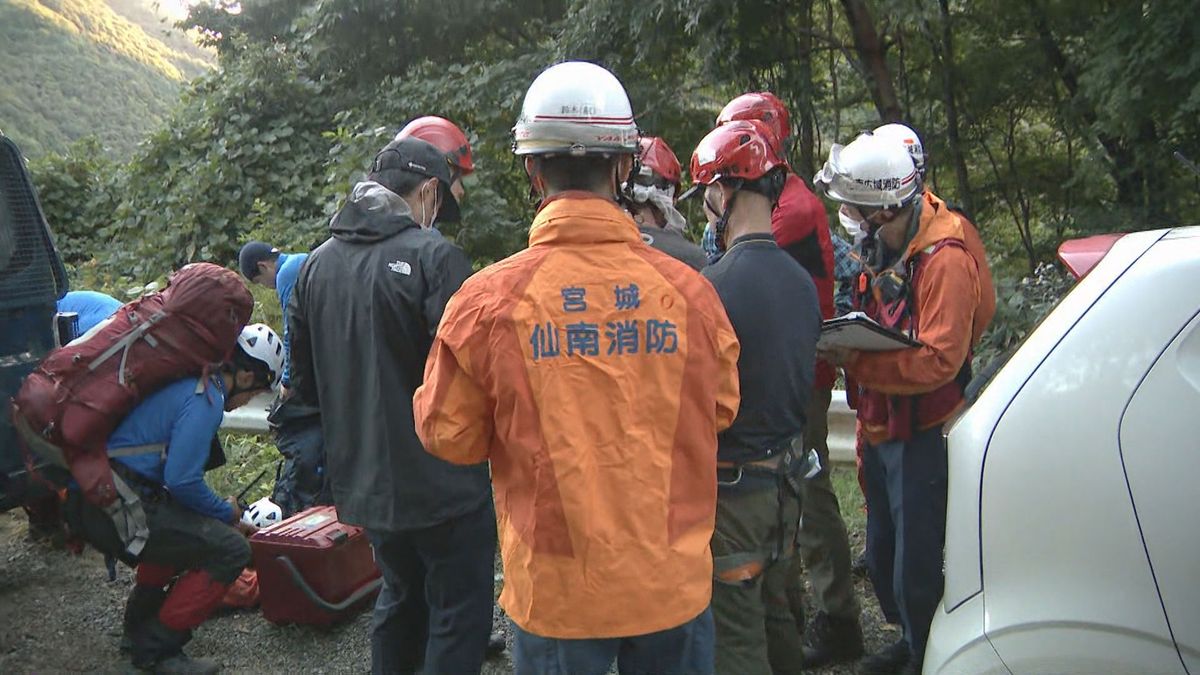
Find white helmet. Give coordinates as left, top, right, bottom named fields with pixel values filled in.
left=813, top=132, right=921, bottom=209
left=873, top=123, right=926, bottom=177
left=241, top=497, right=283, bottom=529
left=236, top=323, right=284, bottom=391
left=512, top=61, right=639, bottom=157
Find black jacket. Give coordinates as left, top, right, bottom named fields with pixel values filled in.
left=289, top=181, right=490, bottom=530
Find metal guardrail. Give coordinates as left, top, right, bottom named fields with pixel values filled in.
left=224, top=391, right=860, bottom=465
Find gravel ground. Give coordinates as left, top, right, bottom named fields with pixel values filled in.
left=0, top=505, right=899, bottom=674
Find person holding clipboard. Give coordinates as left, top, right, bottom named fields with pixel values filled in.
left=812, top=131, right=993, bottom=675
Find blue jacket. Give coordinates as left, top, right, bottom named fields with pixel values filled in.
left=57, top=290, right=121, bottom=335
left=109, top=377, right=233, bottom=523
left=275, top=253, right=307, bottom=387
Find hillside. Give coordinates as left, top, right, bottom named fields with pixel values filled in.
left=0, top=0, right=213, bottom=159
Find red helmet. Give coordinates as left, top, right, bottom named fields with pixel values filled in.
left=395, top=116, right=474, bottom=176
left=689, top=120, right=786, bottom=189
left=716, top=92, right=791, bottom=147
left=636, top=136, right=682, bottom=187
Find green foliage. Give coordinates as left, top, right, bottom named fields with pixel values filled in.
left=0, top=0, right=213, bottom=159
left=209, top=432, right=279, bottom=503
left=27, top=137, right=120, bottom=264
left=22, top=0, right=1200, bottom=312
left=974, top=262, right=1073, bottom=367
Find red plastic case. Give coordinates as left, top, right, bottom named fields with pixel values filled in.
left=250, top=505, right=382, bottom=626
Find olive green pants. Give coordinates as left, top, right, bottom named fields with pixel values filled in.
left=795, top=387, right=859, bottom=619
left=711, top=477, right=805, bottom=675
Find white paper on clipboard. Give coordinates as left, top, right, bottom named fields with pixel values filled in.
left=818, top=312, right=922, bottom=352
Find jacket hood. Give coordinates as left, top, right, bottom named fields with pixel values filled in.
left=906, top=191, right=966, bottom=259
left=330, top=180, right=420, bottom=243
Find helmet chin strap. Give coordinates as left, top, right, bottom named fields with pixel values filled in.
left=612, top=161, right=636, bottom=211
left=714, top=180, right=743, bottom=252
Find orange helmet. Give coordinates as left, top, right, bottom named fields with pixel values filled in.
left=716, top=92, right=791, bottom=148
left=635, top=137, right=683, bottom=187
left=395, top=116, right=474, bottom=176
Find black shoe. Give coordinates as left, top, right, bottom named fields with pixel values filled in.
left=800, top=611, right=864, bottom=668
left=129, top=618, right=195, bottom=672
left=122, top=586, right=169, bottom=653
left=485, top=630, right=506, bottom=658
left=851, top=550, right=870, bottom=579
left=859, top=638, right=912, bottom=675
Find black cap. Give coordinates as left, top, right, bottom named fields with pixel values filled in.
left=238, top=241, right=279, bottom=279
left=370, top=137, right=461, bottom=223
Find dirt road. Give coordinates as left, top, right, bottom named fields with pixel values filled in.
left=0, top=506, right=899, bottom=674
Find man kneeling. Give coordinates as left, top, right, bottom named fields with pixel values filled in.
left=65, top=324, right=283, bottom=673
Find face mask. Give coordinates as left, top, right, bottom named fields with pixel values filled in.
left=839, top=206, right=863, bottom=242
left=627, top=183, right=688, bottom=234
left=419, top=181, right=440, bottom=229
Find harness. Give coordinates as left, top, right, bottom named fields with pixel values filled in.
left=712, top=436, right=821, bottom=585
left=852, top=237, right=975, bottom=440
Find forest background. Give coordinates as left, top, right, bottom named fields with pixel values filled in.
left=8, top=0, right=1200, bottom=361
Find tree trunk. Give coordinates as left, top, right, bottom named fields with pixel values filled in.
left=796, top=0, right=816, bottom=179
left=827, top=0, right=841, bottom=139
left=839, top=0, right=902, bottom=122
left=1024, top=0, right=1149, bottom=213
left=935, top=0, right=974, bottom=215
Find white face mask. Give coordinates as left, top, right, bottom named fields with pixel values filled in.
left=838, top=206, right=867, bottom=245
left=419, top=181, right=439, bottom=229
left=626, top=183, right=688, bottom=234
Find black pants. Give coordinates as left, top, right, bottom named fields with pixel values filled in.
left=366, top=500, right=497, bottom=675
left=862, top=426, right=948, bottom=663
left=66, top=491, right=250, bottom=584
left=272, top=419, right=331, bottom=517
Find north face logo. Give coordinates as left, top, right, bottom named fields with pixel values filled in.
left=388, top=260, right=412, bottom=276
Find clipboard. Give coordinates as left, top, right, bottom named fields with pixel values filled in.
left=819, top=312, right=922, bottom=352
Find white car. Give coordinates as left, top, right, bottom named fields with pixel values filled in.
left=925, top=227, right=1199, bottom=674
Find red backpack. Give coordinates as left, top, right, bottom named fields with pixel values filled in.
left=10, top=263, right=253, bottom=509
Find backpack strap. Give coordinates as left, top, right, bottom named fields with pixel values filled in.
left=88, top=310, right=169, bottom=385
left=107, top=443, right=167, bottom=460
left=106, top=472, right=151, bottom=558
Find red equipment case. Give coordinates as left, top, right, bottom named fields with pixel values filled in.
left=250, top=506, right=382, bottom=626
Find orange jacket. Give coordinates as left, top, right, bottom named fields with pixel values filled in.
left=846, top=191, right=994, bottom=444
left=414, top=192, right=741, bottom=639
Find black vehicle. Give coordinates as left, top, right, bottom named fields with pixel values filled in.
left=0, top=130, right=70, bottom=511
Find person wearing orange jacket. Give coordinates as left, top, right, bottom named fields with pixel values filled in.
left=814, top=131, right=994, bottom=675
left=686, top=119, right=822, bottom=675
left=717, top=91, right=863, bottom=667
left=413, top=61, right=741, bottom=675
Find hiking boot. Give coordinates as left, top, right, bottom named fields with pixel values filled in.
left=486, top=630, right=507, bottom=658
left=122, top=586, right=169, bottom=653
left=146, top=653, right=220, bottom=675
left=800, top=611, right=864, bottom=668
left=859, top=638, right=912, bottom=675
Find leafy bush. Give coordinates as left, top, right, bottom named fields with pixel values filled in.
left=209, top=432, right=280, bottom=504
left=975, top=263, right=1074, bottom=367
